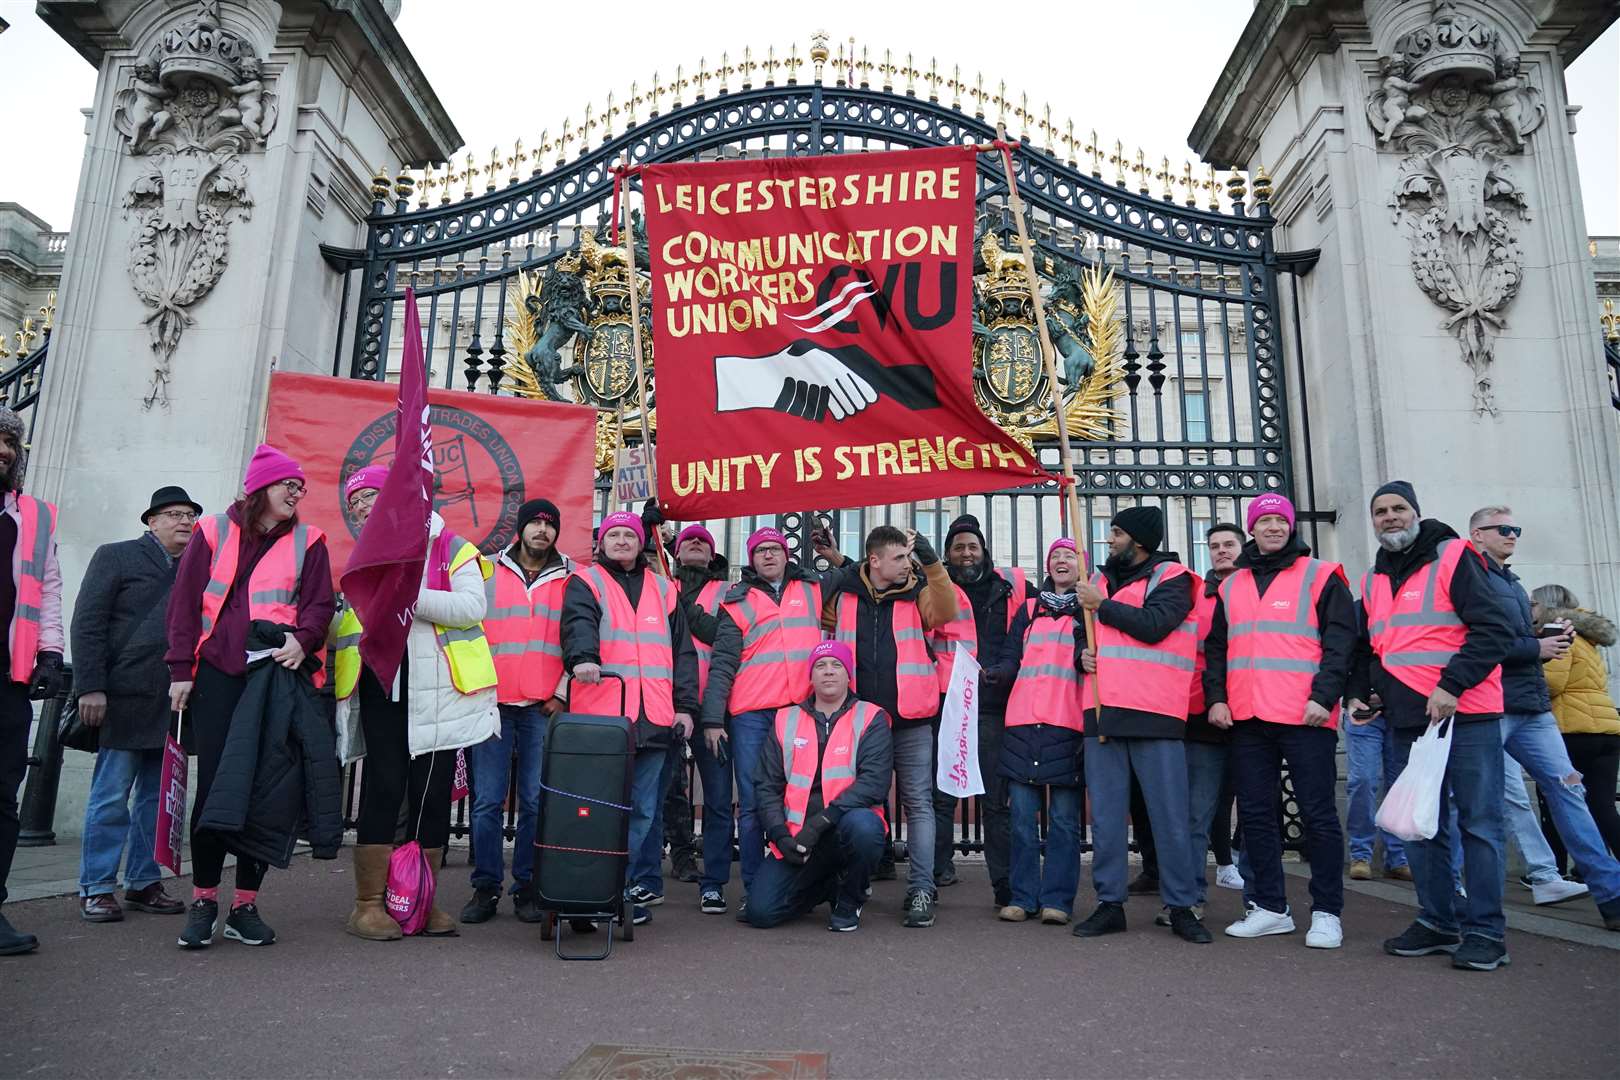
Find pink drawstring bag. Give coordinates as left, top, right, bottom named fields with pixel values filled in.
left=385, top=841, right=435, bottom=936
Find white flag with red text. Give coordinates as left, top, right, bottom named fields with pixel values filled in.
left=936, top=646, right=983, bottom=798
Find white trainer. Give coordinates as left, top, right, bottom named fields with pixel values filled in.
left=1305, top=911, right=1343, bottom=949
left=1530, top=878, right=1590, bottom=906
left=1214, top=864, right=1245, bottom=891
left=1224, top=904, right=1295, bottom=938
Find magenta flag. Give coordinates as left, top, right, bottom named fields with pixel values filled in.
left=339, top=286, right=433, bottom=688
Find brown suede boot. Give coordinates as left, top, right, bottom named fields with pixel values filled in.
left=420, top=848, right=459, bottom=936
left=346, top=844, right=402, bottom=941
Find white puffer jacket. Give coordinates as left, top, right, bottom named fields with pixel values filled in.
left=335, top=513, right=500, bottom=763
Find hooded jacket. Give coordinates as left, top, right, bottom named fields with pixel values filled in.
left=1088, top=548, right=1196, bottom=738
left=1348, top=519, right=1513, bottom=729
left=991, top=581, right=1084, bottom=786
left=562, top=550, right=700, bottom=748
left=1479, top=553, right=1552, bottom=715
left=818, top=554, right=958, bottom=726
left=701, top=559, right=821, bottom=728
left=673, top=552, right=731, bottom=648
left=195, top=620, right=342, bottom=868
left=754, top=693, right=895, bottom=850
left=948, top=548, right=1035, bottom=716
left=1201, top=532, right=1357, bottom=719
left=1542, top=608, right=1620, bottom=736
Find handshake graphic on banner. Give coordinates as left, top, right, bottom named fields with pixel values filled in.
left=713, top=340, right=940, bottom=423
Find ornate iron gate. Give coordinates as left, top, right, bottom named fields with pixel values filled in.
left=325, top=38, right=1313, bottom=855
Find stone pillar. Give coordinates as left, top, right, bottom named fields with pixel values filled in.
left=1192, top=0, right=1620, bottom=655
left=27, top=0, right=458, bottom=834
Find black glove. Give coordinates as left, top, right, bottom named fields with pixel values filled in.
left=27, top=651, right=64, bottom=702
left=640, top=498, right=665, bottom=529
left=772, top=827, right=810, bottom=865
left=795, top=811, right=834, bottom=852
left=911, top=532, right=938, bottom=565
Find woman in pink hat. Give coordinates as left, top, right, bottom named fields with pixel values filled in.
left=164, top=444, right=335, bottom=951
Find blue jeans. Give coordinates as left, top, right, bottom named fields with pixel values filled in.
left=1503, top=751, right=1560, bottom=883
left=1084, top=736, right=1199, bottom=908
left=1184, top=741, right=1228, bottom=906
left=625, top=746, right=669, bottom=894
left=1008, top=781, right=1082, bottom=915
left=728, top=709, right=775, bottom=895
left=1395, top=718, right=1506, bottom=941
left=1502, top=711, right=1620, bottom=904
left=78, top=748, right=164, bottom=896
left=1346, top=714, right=1407, bottom=869
left=746, top=809, right=886, bottom=927
left=633, top=740, right=681, bottom=893
left=469, top=703, right=545, bottom=892
left=892, top=724, right=937, bottom=894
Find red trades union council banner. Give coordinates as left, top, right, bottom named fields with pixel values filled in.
left=265, top=372, right=597, bottom=574
left=643, top=146, right=1054, bottom=519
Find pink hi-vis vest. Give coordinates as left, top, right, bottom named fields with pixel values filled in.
left=722, top=578, right=824, bottom=711
left=690, top=579, right=727, bottom=701
left=571, top=564, right=677, bottom=726
left=1188, top=584, right=1217, bottom=716
left=196, top=513, right=326, bottom=687
left=1218, top=558, right=1346, bottom=728
left=1361, top=540, right=1504, bottom=714
left=996, top=566, right=1028, bottom=631
left=768, top=701, right=888, bottom=859
left=1005, top=598, right=1085, bottom=733
left=928, top=583, right=977, bottom=691
left=1082, top=562, right=1197, bottom=721
left=484, top=561, right=567, bottom=704
left=8, top=494, right=56, bottom=684
left=834, top=592, right=940, bottom=721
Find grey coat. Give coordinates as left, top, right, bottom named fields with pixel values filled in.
left=70, top=533, right=179, bottom=750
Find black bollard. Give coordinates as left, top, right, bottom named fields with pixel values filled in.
left=18, top=670, right=72, bottom=847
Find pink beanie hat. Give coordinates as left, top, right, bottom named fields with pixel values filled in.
left=343, top=464, right=389, bottom=501
left=808, top=639, right=854, bottom=678
left=676, top=524, right=716, bottom=553
left=1046, top=536, right=1078, bottom=568
left=747, top=526, right=788, bottom=561
left=243, top=443, right=305, bottom=495
left=599, top=510, right=646, bottom=546
left=1245, top=492, right=1296, bottom=533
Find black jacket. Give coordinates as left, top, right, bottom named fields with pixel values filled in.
left=1089, top=550, right=1196, bottom=739
left=674, top=554, right=730, bottom=648
left=70, top=533, right=179, bottom=750
left=1201, top=533, right=1357, bottom=720
left=562, top=552, right=701, bottom=748
left=992, top=582, right=1084, bottom=786
left=819, top=556, right=955, bottom=726
left=195, top=621, right=342, bottom=867
left=1348, top=520, right=1514, bottom=729
left=948, top=554, right=1035, bottom=716
left=1480, top=554, right=1552, bottom=715
left=701, top=560, right=822, bottom=728
left=754, top=694, right=894, bottom=850
left=1184, top=569, right=1233, bottom=745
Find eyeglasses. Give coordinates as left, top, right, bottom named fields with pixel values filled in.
left=347, top=490, right=378, bottom=512
left=1492, top=525, right=1523, bottom=538
left=152, top=509, right=198, bottom=523
left=279, top=479, right=307, bottom=497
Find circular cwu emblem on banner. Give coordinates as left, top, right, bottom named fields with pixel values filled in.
left=340, top=404, right=525, bottom=554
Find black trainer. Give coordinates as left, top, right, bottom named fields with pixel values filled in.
left=935, top=864, right=959, bottom=888
left=700, top=889, right=726, bottom=914
left=460, top=886, right=500, bottom=924
left=625, top=884, right=663, bottom=907
left=1073, top=902, right=1127, bottom=938
left=0, top=912, right=39, bottom=955
left=223, top=903, right=276, bottom=946
left=177, top=899, right=219, bottom=949
left=1383, top=921, right=1462, bottom=956
left=670, top=850, right=701, bottom=884
left=512, top=887, right=546, bottom=924
left=828, top=903, right=862, bottom=932
left=1451, top=934, right=1510, bottom=971
left=992, top=880, right=1012, bottom=909
left=902, top=889, right=936, bottom=928
left=1169, top=906, right=1213, bottom=944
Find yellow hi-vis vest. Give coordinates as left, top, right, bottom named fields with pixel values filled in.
left=332, top=537, right=497, bottom=699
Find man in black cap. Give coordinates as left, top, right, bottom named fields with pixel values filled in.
left=931, top=513, right=1033, bottom=905
left=1072, top=505, right=1211, bottom=944
left=70, top=486, right=201, bottom=928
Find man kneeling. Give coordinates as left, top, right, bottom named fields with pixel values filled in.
left=748, top=642, right=894, bottom=931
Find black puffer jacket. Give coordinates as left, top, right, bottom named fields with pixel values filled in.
left=1089, top=550, right=1196, bottom=739
left=992, top=582, right=1083, bottom=786
left=674, top=553, right=730, bottom=648
left=195, top=621, right=342, bottom=867
left=1480, top=554, right=1552, bottom=715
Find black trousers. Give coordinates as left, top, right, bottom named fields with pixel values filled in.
left=1540, top=732, right=1620, bottom=871
left=354, top=664, right=454, bottom=849
left=932, top=713, right=1011, bottom=891
left=0, top=681, right=33, bottom=906
left=189, top=662, right=268, bottom=892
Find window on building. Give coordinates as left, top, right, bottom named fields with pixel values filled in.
left=1179, top=329, right=1203, bottom=356
left=1183, top=388, right=1209, bottom=443
left=1190, top=511, right=1213, bottom=576
left=839, top=513, right=865, bottom=559
left=1091, top=516, right=1112, bottom=572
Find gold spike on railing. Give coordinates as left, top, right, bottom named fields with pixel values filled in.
left=1602, top=298, right=1618, bottom=341
left=716, top=52, right=733, bottom=94
left=370, top=165, right=391, bottom=202
left=970, top=72, right=985, bottom=117
left=833, top=40, right=846, bottom=86
left=483, top=147, right=499, bottom=191
left=788, top=41, right=804, bottom=84
left=627, top=82, right=641, bottom=126
left=1063, top=120, right=1077, bottom=166
left=418, top=165, right=436, bottom=209
left=604, top=92, right=616, bottom=142
left=581, top=104, right=596, bottom=150
left=856, top=46, right=872, bottom=88
left=1132, top=148, right=1148, bottom=194
left=672, top=66, right=686, bottom=109
left=1110, top=141, right=1126, bottom=186
left=879, top=48, right=894, bottom=92
left=508, top=140, right=525, bottom=185
left=764, top=45, right=779, bottom=87
left=740, top=46, right=756, bottom=89
left=1181, top=161, right=1196, bottom=207
left=925, top=57, right=940, bottom=102
left=441, top=161, right=458, bottom=204
left=1204, top=165, right=1220, bottom=211
left=1085, top=130, right=1101, bottom=177
left=462, top=153, right=477, bottom=198
left=41, top=291, right=56, bottom=333
left=948, top=65, right=964, bottom=110
left=903, top=52, right=917, bottom=97
left=1156, top=157, right=1173, bottom=202
left=648, top=72, right=663, bottom=117
left=695, top=56, right=710, bottom=100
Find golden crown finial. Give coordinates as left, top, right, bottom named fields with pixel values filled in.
left=1226, top=171, right=1248, bottom=206
left=1252, top=163, right=1272, bottom=204
left=392, top=168, right=414, bottom=203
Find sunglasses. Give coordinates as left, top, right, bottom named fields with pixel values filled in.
left=1491, top=525, right=1523, bottom=538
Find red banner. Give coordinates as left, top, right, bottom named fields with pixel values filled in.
left=265, top=372, right=597, bottom=576
left=643, top=146, right=1053, bottom=519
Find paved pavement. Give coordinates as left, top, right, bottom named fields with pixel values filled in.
left=3, top=851, right=1616, bottom=1079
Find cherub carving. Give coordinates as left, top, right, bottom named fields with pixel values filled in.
left=124, top=61, right=174, bottom=152
left=1479, top=58, right=1540, bottom=152
left=1369, top=55, right=1427, bottom=143
left=219, top=57, right=274, bottom=142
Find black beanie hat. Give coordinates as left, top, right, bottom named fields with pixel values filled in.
left=516, top=498, right=561, bottom=535
left=944, top=513, right=987, bottom=551
left=1370, top=480, right=1420, bottom=515
left=1112, top=505, right=1165, bottom=553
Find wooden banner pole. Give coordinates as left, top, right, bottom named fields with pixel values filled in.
left=994, top=126, right=1104, bottom=716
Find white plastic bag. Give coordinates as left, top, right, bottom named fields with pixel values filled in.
left=1375, top=718, right=1454, bottom=841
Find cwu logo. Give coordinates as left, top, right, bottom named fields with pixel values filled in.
left=341, top=404, right=525, bottom=554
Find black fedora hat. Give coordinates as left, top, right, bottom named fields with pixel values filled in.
left=141, top=485, right=203, bottom=525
